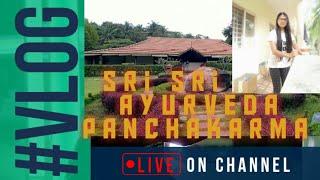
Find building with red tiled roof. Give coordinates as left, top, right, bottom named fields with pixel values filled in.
left=85, top=37, right=232, bottom=65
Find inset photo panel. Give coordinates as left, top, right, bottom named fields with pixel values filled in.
left=84, top=0, right=233, bottom=147
left=232, top=0, right=320, bottom=94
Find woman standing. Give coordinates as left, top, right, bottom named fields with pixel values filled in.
left=268, top=12, right=303, bottom=93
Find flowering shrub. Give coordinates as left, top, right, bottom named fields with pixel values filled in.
left=101, top=92, right=122, bottom=113
left=135, top=97, right=180, bottom=136
left=150, top=78, right=169, bottom=87
left=113, top=77, right=170, bottom=93
left=115, top=83, right=125, bottom=92
left=101, top=93, right=141, bottom=117
left=184, top=67, right=229, bottom=92
left=101, top=92, right=167, bottom=117
left=131, top=94, right=145, bottom=117
left=184, top=67, right=212, bottom=92
left=115, top=79, right=146, bottom=92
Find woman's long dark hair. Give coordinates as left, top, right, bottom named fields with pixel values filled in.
left=276, top=12, right=293, bottom=53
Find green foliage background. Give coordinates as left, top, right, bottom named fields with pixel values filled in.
left=85, top=19, right=232, bottom=51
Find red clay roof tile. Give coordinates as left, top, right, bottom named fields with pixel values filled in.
left=86, top=37, right=231, bottom=57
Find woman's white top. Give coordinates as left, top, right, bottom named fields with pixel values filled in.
left=267, top=29, right=296, bottom=68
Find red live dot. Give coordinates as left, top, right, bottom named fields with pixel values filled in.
left=126, top=160, right=135, bottom=169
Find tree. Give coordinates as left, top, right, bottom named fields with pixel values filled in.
left=129, top=24, right=148, bottom=42
left=102, top=39, right=135, bottom=49
left=222, top=23, right=232, bottom=45
left=146, top=21, right=168, bottom=37
left=195, top=34, right=209, bottom=39
left=167, top=31, right=183, bottom=38
left=85, top=19, right=99, bottom=50
left=123, top=21, right=133, bottom=38
left=184, top=33, right=194, bottom=39
left=98, top=21, right=123, bottom=44
left=85, top=20, right=213, bottom=50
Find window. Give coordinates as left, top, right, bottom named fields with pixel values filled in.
left=232, top=5, right=256, bottom=47
left=232, top=6, right=244, bottom=47
left=245, top=13, right=255, bottom=37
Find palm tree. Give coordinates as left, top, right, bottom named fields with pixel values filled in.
left=146, top=21, right=167, bottom=37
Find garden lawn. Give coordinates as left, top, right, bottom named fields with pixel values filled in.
left=85, top=98, right=106, bottom=121
left=85, top=77, right=102, bottom=98
left=85, top=76, right=158, bottom=98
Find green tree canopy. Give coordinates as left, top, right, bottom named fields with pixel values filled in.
left=146, top=21, right=168, bottom=37
left=222, top=23, right=232, bottom=45
left=101, top=39, right=135, bottom=49
left=85, top=19, right=99, bottom=50
left=85, top=20, right=219, bottom=50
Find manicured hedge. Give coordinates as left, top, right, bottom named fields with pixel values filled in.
left=85, top=62, right=231, bottom=77
left=206, top=62, right=232, bottom=71
left=114, top=77, right=169, bottom=92
left=152, top=82, right=172, bottom=95
left=165, top=61, right=181, bottom=66
left=85, top=65, right=165, bottom=77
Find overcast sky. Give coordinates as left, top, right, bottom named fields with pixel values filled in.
left=85, top=0, right=232, bottom=40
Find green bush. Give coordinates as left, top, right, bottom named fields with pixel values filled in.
left=153, top=83, right=172, bottom=94
left=85, top=62, right=232, bottom=77
left=158, top=72, right=170, bottom=78
left=281, top=94, right=306, bottom=109
left=85, top=65, right=165, bottom=77
left=206, top=61, right=232, bottom=71
left=121, top=63, right=135, bottom=66
left=85, top=93, right=100, bottom=105
left=310, top=124, right=320, bottom=136
left=101, top=38, right=135, bottom=49
left=165, top=61, right=181, bottom=66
